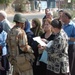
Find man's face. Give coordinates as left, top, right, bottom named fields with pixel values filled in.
left=45, top=9, right=49, bottom=14
left=19, top=22, right=25, bottom=29
left=61, top=13, right=67, bottom=23
left=46, top=13, right=52, bottom=19
left=59, top=12, right=63, bottom=17
left=58, top=11, right=63, bottom=20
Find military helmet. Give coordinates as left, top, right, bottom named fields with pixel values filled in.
left=13, top=13, right=25, bottom=23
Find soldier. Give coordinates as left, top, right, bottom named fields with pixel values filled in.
left=6, top=13, right=34, bottom=75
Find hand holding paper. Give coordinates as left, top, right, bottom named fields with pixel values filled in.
left=33, top=36, right=53, bottom=48
left=33, top=36, right=47, bottom=46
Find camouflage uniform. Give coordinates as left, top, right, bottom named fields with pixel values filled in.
left=7, top=26, right=33, bottom=75
left=6, top=14, right=33, bottom=75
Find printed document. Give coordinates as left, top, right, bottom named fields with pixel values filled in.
left=33, top=36, right=53, bottom=48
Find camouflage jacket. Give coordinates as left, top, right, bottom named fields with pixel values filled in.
left=7, top=26, right=28, bottom=57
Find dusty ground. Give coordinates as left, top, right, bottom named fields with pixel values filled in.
left=6, top=9, right=43, bottom=28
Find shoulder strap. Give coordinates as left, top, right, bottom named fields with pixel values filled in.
left=17, top=44, right=26, bottom=54
left=17, top=29, right=27, bottom=54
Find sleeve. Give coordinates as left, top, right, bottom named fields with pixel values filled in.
left=2, top=31, right=7, bottom=46
left=72, top=25, right=75, bottom=38
left=0, top=31, right=7, bottom=47
left=1, top=31, right=7, bottom=56
left=5, top=23, right=11, bottom=33
left=18, top=30, right=28, bottom=52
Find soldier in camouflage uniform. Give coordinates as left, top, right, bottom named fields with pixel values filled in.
left=6, top=14, right=34, bottom=75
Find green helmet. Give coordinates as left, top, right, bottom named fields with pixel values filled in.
left=13, top=13, right=25, bottom=23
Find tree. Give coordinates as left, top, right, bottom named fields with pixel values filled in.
left=0, top=0, right=12, bottom=4
left=72, top=0, right=75, bottom=9
left=5, top=0, right=15, bottom=13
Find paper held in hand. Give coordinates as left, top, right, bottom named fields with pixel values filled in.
left=33, top=36, right=53, bottom=48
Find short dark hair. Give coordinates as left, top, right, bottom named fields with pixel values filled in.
left=63, top=11, right=71, bottom=19
left=45, top=8, right=50, bottom=10
left=51, top=19, right=62, bottom=29
left=59, top=9, right=64, bottom=13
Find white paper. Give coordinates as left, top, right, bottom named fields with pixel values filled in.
left=33, top=36, right=47, bottom=46
left=33, top=36, right=53, bottom=47
left=46, top=40, right=53, bottom=48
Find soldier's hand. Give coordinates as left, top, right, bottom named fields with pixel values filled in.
left=26, top=45, right=34, bottom=53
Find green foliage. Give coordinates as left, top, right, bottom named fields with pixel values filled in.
left=0, top=0, right=4, bottom=3
left=72, top=0, right=75, bottom=2
left=0, top=0, right=13, bottom=4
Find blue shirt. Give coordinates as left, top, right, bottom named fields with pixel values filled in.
left=62, top=21, right=75, bottom=44
left=0, top=30, right=7, bottom=56
left=0, top=19, right=11, bottom=33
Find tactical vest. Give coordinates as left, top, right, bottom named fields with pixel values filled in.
left=7, top=27, right=27, bottom=57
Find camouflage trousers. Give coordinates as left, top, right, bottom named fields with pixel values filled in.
left=12, top=65, right=33, bottom=75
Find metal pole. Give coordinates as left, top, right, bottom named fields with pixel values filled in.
left=38, top=0, right=41, bottom=12
left=4, top=0, right=6, bottom=10
left=58, top=0, right=60, bottom=11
